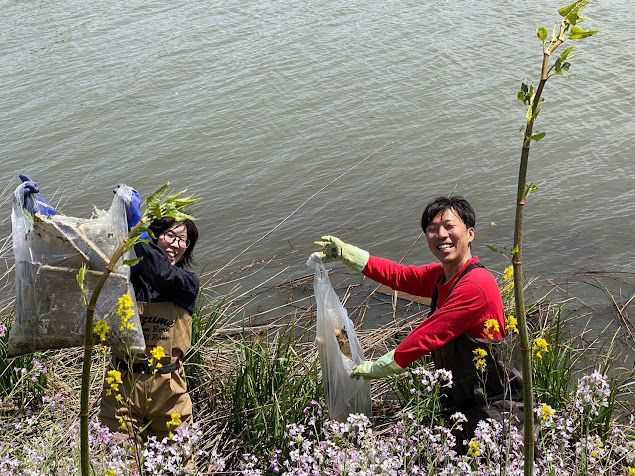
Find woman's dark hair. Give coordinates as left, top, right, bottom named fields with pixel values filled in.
left=421, top=196, right=476, bottom=231
left=148, top=216, right=198, bottom=269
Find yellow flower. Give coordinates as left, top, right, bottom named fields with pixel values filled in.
left=106, top=369, right=123, bottom=396
left=473, top=348, right=487, bottom=372
left=502, top=266, right=514, bottom=293
left=532, top=338, right=549, bottom=359
left=540, top=404, right=554, bottom=422
left=506, top=315, right=519, bottom=334
left=117, top=294, right=137, bottom=333
left=503, top=266, right=514, bottom=282
left=468, top=440, right=481, bottom=457
left=484, top=319, right=500, bottom=340
left=166, top=412, right=182, bottom=439
left=149, top=346, right=166, bottom=373
left=118, top=416, right=128, bottom=430
left=94, top=320, right=111, bottom=343
left=627, top=467, right=635, bottom=475
left=150, top=346, right=166, bottom=361
left=106, top=369, right=123, bottom=385
left=107, top=470, right=117, bottom=476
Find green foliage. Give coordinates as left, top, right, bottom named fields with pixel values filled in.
left=144, top=183, right=200, bottom=222
left=184, top=291, right=233, bottom=403
left=559, top=0, right=590, bottom=26
left=560, top=45, right=577, bottom=61
left=225, top=322, right=322, bottom=456
left=524, top=182, right=539, bottom=199
left=391, top=356, right=448, bottom=428
left=76, top=264, right=89, bottom=306
left=517, top=79, right=533, bottom=106
left=144, top=184, right=169, bottom=219
left=122, top=257, right=143, bottom=267
left=554, top=57, right=571, bottom=77
left=532, top=308, right=579, bottom=407
left=486, top=244, right=509, bottom=258
left=568, top=26, right=599, bottom=40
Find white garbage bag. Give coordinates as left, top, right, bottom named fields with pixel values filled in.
left=306, top=253, right=371, bottom=422
left=8, top=184, right=145, bottom=358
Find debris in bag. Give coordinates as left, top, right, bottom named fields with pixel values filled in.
left=8, top=183, right=146, bottom=358
left=306, top=253, right=372, bottom=422
left=335, top=328, right=352, bottom=359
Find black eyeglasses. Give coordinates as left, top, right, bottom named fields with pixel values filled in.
left=160, top=230, right=190, bottom=248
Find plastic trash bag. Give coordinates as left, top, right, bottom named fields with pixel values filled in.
left=8, top=184, right=146, bottom=358
left=306, top=253, right=371, bottom=422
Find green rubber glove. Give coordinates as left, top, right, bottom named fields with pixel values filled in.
left=314, top=235, right=370, bottom=273
left=350, top=350, right=404, bottom=380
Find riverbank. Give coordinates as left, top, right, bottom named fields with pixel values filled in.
left=2, top=241, right=633, bottom=473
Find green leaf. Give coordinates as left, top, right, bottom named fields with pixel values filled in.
left=568, top=26, right=599, bottom=39
left=520, top=79, right=529, bottom=94
left=554, top=58, right=571, bottom=78
left=164, top=191, right=200, bottom=210
left=77, top=264, right=87, bottom=285
left=526, top=107, right=533, bottom=122
left=529, top=132, right=546, bottom=142
left=171, top=210, right=196, bottom=222
left=145, top=183, right=170, bottom=219
left=560, top=45, right=576, bottom=61
left=486, top=245, right=506, bottom=256
left=560, top=62, right=571, bottom=78
left=511, top=245, right=520, bottom=257
left=124, top=257, right=143, bottom=267
left=529, top=99, right=545, bottom=122
left=559, top=0, right=589, bottom=25
left=77, top=264, right=89, bottom=303
left=525, top=183, right=539, bottom=198
left=518, top=80, right=531, bottom=105
left=537, top=27, right=548, bottom=42
left=160, top=191, right=200, bottom=221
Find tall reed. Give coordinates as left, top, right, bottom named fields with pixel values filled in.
left=512, top=2, right=598, bottom=472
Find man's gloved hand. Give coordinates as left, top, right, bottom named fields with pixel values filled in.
left=19, top=174, right=58, bottom=216
left=314, top=235, right=370, bottom=273
left=350, top=350, right=404, bottom=380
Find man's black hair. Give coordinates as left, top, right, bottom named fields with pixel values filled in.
left=420, top=196, right=476, bottom=231
left=149, top=216, right=198, bottom=269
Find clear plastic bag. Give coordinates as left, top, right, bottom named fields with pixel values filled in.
left=8, top=184, right=146, bottom=358
left=306, top=253, right=371, bottom=421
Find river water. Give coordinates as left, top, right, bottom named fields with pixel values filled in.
left=1, top=0, right=633, bottom=351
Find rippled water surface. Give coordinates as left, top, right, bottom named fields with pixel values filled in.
left=2, top=0, right=633, bottom=322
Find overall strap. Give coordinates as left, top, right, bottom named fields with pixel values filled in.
left=428, top=262, right=485, bottom=315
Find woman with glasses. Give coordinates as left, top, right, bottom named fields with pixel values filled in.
left=99, top=194, right=200, bottom=445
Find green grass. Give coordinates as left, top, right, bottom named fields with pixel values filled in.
left=224, top=320, right=322, bottom=458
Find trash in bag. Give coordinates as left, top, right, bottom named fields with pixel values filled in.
left=306, top=253, right=372, bottom=422
left=8, top=183, right=146, bottom=358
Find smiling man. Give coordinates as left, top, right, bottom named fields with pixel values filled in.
left=315, top=195, right=523, bottom=441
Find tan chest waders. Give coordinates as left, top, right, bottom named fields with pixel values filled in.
left=99, top=301, right=193, bottom=442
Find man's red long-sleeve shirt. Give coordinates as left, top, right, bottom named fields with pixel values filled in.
left=362, top=255, right=506, bottom=369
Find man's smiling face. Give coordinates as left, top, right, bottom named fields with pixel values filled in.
left=425, top=208, right=475, bottom=276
